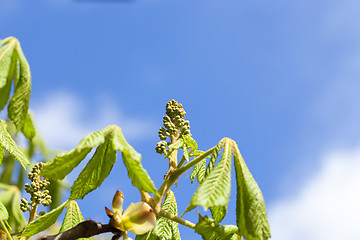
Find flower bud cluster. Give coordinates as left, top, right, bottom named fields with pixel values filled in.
left=20, top=162, right=52, bottom=212
left=156, top=100, right=191, bottom=155
left=155, top=141, right=168, bottom=155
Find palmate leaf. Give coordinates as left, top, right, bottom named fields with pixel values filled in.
left=195, top=214, right=240, bottom=240
left=184, top=138, right=232, bottom=215
left=22, top=200, right=69, bottom=237
left=70, top=136, right=116, bottom=200
left=41, top=125, right=156, bottom=201
left=0, top=120, right=30, bottom=169
left=232, top=141, right=271, bottom=240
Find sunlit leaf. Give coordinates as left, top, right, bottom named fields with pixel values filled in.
left=190, top=159, right=206, bottom=184
left=210, top=206, right=227, bottom=223
left=164, top=138, right=184, bottom=159
left=70, top=136, right=116, bottom=200
left=0, top=120, right=29, bottom=169
left=195, top=214, right=239, bottom=240
left=21, top=111, right=36, bottom=139
left=184, top=139, right=232, bottom=214
left=0, top=39, right=17, bottom=111
left=233, top=141, right=271, bottom=240
left=0, top=201, right=8, bottom=220
left=41, top=148, right=91, bottom=181
left=112, top=126, right=157, bottom=194
left=0, top=147, right=3, bottom=168
left=60, top=200, right=92, bottom=240
left=182, top=135, right=197, bottom=151
left=8, top=43, right=31, bottom=132
left=22, top=200, right=69, bottom=237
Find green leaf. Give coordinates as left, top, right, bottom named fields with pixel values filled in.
left=112, top=126, right=157, bottom=194
left=59, top=200, right=92, bottom=239
left=149, top=190, right=181, bottom=240
left=70, top=136, right=116, bottom=200
left=122, top=150, right=157, bottom=194
left=22, top=200, right=69, bottom=237
left=0, top=185, right=26, bottom=227
left=0, top=120, right=30, bottom=169
left=60, top=200, right=83, bottom=232
left=190, top=159, right=206, bottom=184
left=41, top=126, right=113, bottom=180
left=182, top=144, right=189, bottom=162
left=182, top=135, right=198, bottom=151
left=0, top=200, right=9, bottom=220
left=0, top=41, right=17, bottom=111
left=233, top=141, right=271, bottom=240
left=205, top=141, right=223, bottom=177
left=184, top=139, right=232, bottom=214
left=21, top=111, right=36, bottom=139
left=210, top=206, right=227, bottom=223
left=76, top=126, right=113, bottom=150
left=0, top=38, right=15, bottom=89
left=8, top=43, right=31, bottom=132
left=0, top=147, right=3, bottom=167
left=41, top=148, right=92, bottom=180
left=164, top=138, right=184, bottom=159
left=195, top=214, right=239, bottom=240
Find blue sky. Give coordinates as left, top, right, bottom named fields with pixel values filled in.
left=2, top=0, right=360, bottom=239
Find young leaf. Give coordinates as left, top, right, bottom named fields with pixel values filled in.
left=195, top=214, right=239, bottom=240
left=76, top=126, right=113, bottom=150
left=41, top=126, right=113, bottom=180
left=233, top=141, right=271, bottom=240
left=8, top=43, right=31, bottom=132
left=210, top=205, right=227, bottom=223
left=22, top=200, right=69, bottom=237
left=190, top=159, right=206, bottom=184
left=164, top=138, right=184, bottom=159
left=182, top=135, right=198, bottom=151
left=0, top=201, right=8, bottom=220
left=112, top=126, right=157, bottom=194
left=205, top=140, right=223, bottom=177
left=0, top=120, right=30, bottom=169
left=59, top=200, right=92, bottom=239
left=122, top=151, right=157, bottom=194
left=0, top=40, right=17, bottom=111
left=148, top=190, right=181, bottom=240
left=60, top=200, right=84, bottom=232
left=0, top=38, right=15, bottom=88
left=184, top=139, right=232, bottom=214
left=70, top=136, right=116, bottom=200
left=21, top=111, right=36, bottom=139
left=41, top=148, right=92, bottom=181
left=0, top=147, right=3, bottom=167
left=182, top=144, right=189, bottom=162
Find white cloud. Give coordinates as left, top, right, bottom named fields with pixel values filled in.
left=268, top=145, right=360, bottom=240
left=32, top=91, right=155, bottom=150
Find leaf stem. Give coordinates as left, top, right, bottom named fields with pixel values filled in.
left=157, top=209, right=196, bottom=229
left=0, top=220, right=13, bottom=240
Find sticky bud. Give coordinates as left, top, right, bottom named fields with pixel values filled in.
left=106, top=190, right=156, bottom=235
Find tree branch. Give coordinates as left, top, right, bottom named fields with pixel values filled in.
left=38, top=219, right=121, bottom=240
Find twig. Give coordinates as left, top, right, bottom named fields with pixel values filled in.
left=38, top=219, right=120, bottom=240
